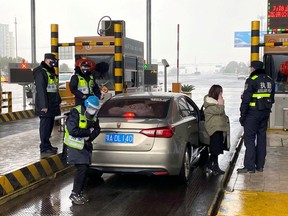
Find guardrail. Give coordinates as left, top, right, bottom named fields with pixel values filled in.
left=0, top=91, right=12, bottom=114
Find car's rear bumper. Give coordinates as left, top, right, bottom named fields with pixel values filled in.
left=89, top=166, right=169, bottom=176
left=90, top=150, right=183, bottom=176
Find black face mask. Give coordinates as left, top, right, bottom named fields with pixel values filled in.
left=82, top=69, right=90, bottom=74
left=49, top=61, right=58, bottom=67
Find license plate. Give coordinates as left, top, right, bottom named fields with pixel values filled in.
left=105, top=133, right=134, bottom=144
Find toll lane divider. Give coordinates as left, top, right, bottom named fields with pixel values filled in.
left=0, top=153, right=73, bottom=205
left=0, top=109, right=35, bottom=123
left=208, top=133, right=244, bottom=216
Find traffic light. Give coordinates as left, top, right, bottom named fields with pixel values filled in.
left=21, top=59, right=27, bottom=69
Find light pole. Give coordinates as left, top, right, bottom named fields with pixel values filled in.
left=14, top=17, right=18, bottom=61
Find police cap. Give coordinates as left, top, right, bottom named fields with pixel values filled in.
left=250, top=61, right=263, bottom=70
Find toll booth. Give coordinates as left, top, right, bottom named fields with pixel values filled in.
left=250, top=0, right=288, bottom=129
left=264, top=34, right=288, bottom=129
left=74, top=33, right=144, bottom=94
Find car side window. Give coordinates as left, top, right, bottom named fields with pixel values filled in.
left=185, top=96, right=200, bottom=119
left=178, top=97, right=190, bottom=117
left=186, top=99, right=196, bottom=116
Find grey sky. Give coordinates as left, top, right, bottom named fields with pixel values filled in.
left=1, top=0, right=267, bottom=67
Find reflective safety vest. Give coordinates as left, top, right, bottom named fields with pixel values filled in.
left=44, top=69, right=58, bottom=93
left=77, top=75, right=94, bottom=94
left=249, top=75, right=272, bottom=107
left=64, top=105, right=97, bottom=150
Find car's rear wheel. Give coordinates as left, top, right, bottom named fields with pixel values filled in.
left=179, top=146, right=191, bottom=183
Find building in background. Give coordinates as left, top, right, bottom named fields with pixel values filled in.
left=0, top=24, right=15, bottom=58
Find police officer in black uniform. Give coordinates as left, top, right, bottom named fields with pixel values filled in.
left=34, top=53, right=62, bottom=154
left=69, top=60, right=101, bottom=106
left=237, top=60, right=275, bottom=173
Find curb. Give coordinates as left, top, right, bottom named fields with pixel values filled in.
left=0, top=109, right=35, bottom=123
left=0, top=153, right=72, bottom=205
left=207, top=133, right=244, bottom=216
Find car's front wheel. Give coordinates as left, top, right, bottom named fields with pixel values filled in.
left=178, top=146, right=191, bottom=183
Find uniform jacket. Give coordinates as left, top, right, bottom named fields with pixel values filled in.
left=69, top=66, right=101, bottom=106
left=203, top=95, right=230, bottom=147
left=65, top=105, right=101, bottom=164
left=33, top=61, right=61, bottom=117
left=240, top=68, right=275, bottom=119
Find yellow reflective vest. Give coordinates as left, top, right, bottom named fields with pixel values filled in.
left=64, top=105, right=97, bottom=150
left=45, top=70, right=58, bottom=93
left=77, top=75, right=94, bottom=94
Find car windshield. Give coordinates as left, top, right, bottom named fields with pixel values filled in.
left=98, top=98, right=170, bottom=118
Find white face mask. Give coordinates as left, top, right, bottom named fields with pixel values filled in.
left=86, top=108, right=97, bottom=115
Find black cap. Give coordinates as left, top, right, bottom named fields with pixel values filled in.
left=80, top=61, right=91, bottom=67
left=44, top=53, right=57, bottom=61
left=250, top=61, right=263, bottom=70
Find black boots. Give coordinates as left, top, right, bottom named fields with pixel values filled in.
left=207, top=162, right=225, bottom=175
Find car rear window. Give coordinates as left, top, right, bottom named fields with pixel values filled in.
left=98, top=98, right=170, bottom=118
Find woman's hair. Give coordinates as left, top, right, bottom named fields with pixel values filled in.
left=208, top=84, right=223, bottom=100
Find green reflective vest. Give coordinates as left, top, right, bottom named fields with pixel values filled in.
left=45, top=70, right=58, bottom=93
left=64, top=105, right=97, bottom=150
left=77, top=75, right=94, bottom=94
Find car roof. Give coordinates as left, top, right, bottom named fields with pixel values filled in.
left=111, top=91, right=185, bottom=99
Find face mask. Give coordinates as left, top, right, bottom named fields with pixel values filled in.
left=49, top=61, right=57, bottom=67
left=87, top=108, right=97, bottom=115
left=81, top=69, right=90, bottom=74
left=85, top=111, right=95, bottom=121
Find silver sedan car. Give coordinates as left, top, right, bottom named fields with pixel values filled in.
left=91, top=92, right=209, bottom=182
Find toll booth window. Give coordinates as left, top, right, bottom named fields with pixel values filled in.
left=76, top=55, right=114, bottom=90
left=266, top=54, right=288, bottom=93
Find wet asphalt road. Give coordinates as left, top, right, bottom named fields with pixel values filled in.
left=0, top=74, right=245, bottom=215
left=0, top=163, right=226, bottom=216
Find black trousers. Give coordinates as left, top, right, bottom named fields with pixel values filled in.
left=73, top=164, right=89, bottom=194
left=243, top=110, right=270, bottom=170
left=39, top=116, right=55, bottom=152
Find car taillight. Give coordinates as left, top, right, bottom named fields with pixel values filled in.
left=140, top=126, right=175, bottom=138
left=123, top=112, right=135, bottom=118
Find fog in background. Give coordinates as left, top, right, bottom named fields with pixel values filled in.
left=1, top=0, right=267, bottom=68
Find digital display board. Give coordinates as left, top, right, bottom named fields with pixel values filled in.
left=8, top=63, right=37, bottom=84
left=267, top=0, right=288, bottom=32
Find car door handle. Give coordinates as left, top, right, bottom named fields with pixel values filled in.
left=188, top=125, right=192, bottom=129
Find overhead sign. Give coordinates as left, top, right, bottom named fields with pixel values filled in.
left=234, top=31, right=265, bottom=48
left=267, top=0, right=288, bottom=32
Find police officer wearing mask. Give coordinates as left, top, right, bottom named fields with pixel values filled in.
left=33, top=53, right=62, bottom=154
left=237, top=60, right=275, bottom=173
left=64, top=96, right=101, bottom=205
left=69, top=60, right=101, bottom=106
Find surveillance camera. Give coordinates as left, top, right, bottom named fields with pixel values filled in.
left=162, top=59, right=170, bottom=67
